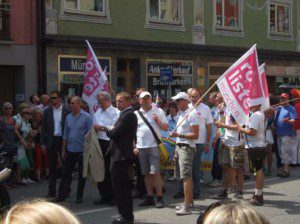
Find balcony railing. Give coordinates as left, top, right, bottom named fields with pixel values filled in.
left=0, top=2, right=11, bottom=40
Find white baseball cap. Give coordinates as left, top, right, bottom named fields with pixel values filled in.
left=139, top=91, right=152, bottom=99
left=249, top=99, right=262, bottom=107
left=171, top=92, right=191, bottom=102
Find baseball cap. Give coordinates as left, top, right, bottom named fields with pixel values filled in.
left=139, top=91, right=151, bottom=99
left=249, top=99, right=262, bottom=107
left=171, top=92, right=191, bottom=102
left=280, top=93, right=289, bottom=99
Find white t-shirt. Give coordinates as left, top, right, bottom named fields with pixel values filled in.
left=245, top=111, right=267, bottom=148
left=189, top=103, right=213, bottom=144
left=223, top=108, right=244, bottom=147
left=93, top=105, right=119, bottom=141
left=135, top=106, right=168, bottom=148
left=176, top=109, right=199, bottom=148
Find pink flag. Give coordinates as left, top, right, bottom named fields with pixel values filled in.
left=216, top=45, right=260, bottom=125
left=82, top=40, right=109, bottom=114
left=258, top=63, right=270, bottom=109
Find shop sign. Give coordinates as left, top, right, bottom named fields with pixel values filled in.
left=59, top=56, right=110, bottom=73
left=147, top=60, right=193, bottom=75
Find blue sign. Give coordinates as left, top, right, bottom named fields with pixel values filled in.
left=59, top=56, right=110, bottom=73
left=160, top=68, right=173, bottom=83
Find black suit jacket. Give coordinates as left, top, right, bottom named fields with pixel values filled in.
left=40, top=105, right=70, bottom=149
left=107, top=107, right=137, bottom=162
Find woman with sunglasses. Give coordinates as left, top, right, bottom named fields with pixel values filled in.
left=0, top=102, right=19, bottom=188
left=30, top=107, right=49, bottom=182
left=15, top=107, right=35, bottom=184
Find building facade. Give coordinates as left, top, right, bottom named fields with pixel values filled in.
left=45, top=0, right=300, bottom=99
left=0, top=0, right=39, bottom=106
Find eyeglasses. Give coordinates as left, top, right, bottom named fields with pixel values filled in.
left=197, top=201, right=222, bottom=224
left=5, top=107, right=12, bottom=110
left=50, top=96, right=59, bottom=100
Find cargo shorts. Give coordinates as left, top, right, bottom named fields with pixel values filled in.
left=218, top=142, right=245, bottom=169
left=176, top=144, right=196, bottom=179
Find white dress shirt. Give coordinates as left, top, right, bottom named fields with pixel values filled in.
left=53, top=105, right=62, bottom=137
left=93, top=105, right=119, bottom=141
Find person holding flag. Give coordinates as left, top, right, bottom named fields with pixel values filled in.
left=238, top=101, right=266, bottom=206
left=170, top=92, right=199, bottom=215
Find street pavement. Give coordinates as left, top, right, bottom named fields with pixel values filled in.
left=8, top=166, right=300, bottom=224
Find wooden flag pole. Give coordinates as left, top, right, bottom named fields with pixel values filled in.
left=106, top=80, right=116, bottom=97
left=268, top=97, right=300, bottom=109
left=171, top=82, right=218, bottom=134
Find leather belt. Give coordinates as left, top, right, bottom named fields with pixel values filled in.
left=176, top=143, right=190, bottom=147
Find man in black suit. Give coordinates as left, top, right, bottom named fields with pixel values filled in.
left=100, top=92, right=137, bottom=224
left=41, top=90, right=70, bottom=198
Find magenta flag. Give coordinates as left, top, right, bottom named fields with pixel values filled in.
left=258, top=63, right=270, bottom=110
left=216, top=45, right=260, bottom=125
left=82, top=40, right=109, bottom=114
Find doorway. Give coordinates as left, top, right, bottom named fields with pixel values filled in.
left=117, top=59, right=140, bottom=94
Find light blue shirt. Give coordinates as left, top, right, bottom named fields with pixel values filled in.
left=63, top=110, right=93, bottom=153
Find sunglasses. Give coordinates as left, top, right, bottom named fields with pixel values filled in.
left=175, top=99, right=183, bottom=103
left=21, top=111, right=31, bottom=115
left=50, top=96, right=59, bottom=100
left=197, top=201, right=222, bottom=224
left=5, top=107, right=12, bottom=110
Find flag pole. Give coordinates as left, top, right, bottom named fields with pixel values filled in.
left=267, top=97, right=300, bottom=109
left=171, top=82, right=217, bottom=134
left=106, top=80, right=116, bottom=97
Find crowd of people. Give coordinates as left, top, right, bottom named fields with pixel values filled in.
left=1, top=87, right=299, bottom=224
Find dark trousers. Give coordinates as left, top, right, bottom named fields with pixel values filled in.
left=111, top=160, right=133, bottom=221
left=47, top=137, right=62, bottom=195
left=133, top=156, right=146, bottom=194
left=97, top=139, right=113, bottom=201
left=58, top=151, right=86, bottom=199
left=211, top=138, right=223, bottom=181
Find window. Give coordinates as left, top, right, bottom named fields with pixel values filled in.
left=149, top=0, right=179, bottom=22
left=215, top=0, right=240, bottom=30
left=146, top=0, right=185, bottom=31
left=46, top=0, right=53, bottom=9
left=0, top=0, right=10, bottom=40
left=65, top=0, right=104, bottom=14
left=269, top=1, right=291, bottom=36
left=60, top=0, right=111, bottom=24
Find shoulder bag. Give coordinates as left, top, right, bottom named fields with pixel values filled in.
left=137, top=111, right=169, bottom=164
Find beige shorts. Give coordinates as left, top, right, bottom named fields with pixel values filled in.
left=176, top=144, right=196, bottom=179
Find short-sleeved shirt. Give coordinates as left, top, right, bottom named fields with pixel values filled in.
left=189, top=103, right=213, bottom=144
left=245, top=111, right=266, bottom=148
left=275, top=105, right=298, bottom=137
left=63, top=110, right=93, bottom=153
left=224, top=108, right=244, bottom=147
left=93, top=105, right=119, bottom=141
left=176, top=109, right=199, bottom=148
left=135, top=106, right=168, bottom=148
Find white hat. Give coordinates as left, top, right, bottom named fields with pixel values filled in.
left=139, top=91, right=152, bottom=99
left=171, top=92, right=191, bottom=102
left=249, top=99, right=262, bottom=107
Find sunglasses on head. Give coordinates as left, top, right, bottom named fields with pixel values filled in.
left=197, top=201, right=222, bottom=224
left=50, top=96, right=59, bottom=100
left=21, top=111, right=31, bottom=115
